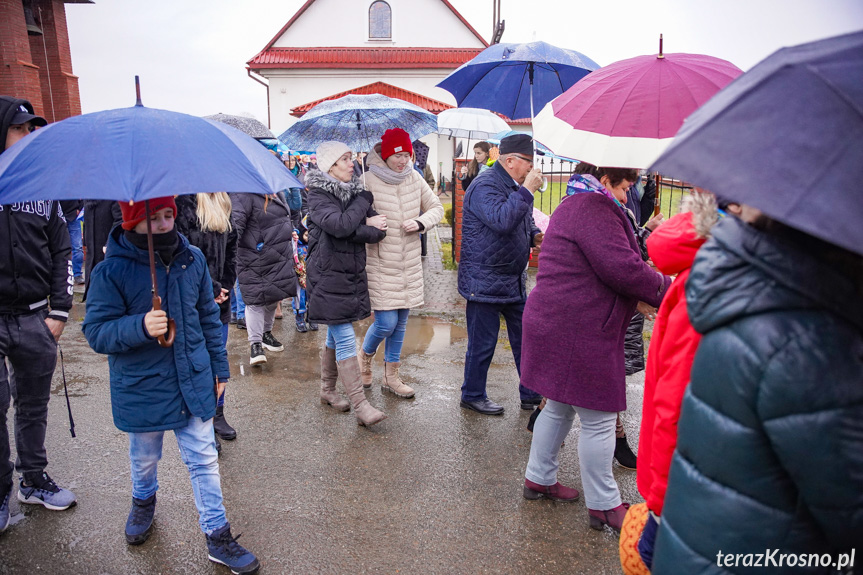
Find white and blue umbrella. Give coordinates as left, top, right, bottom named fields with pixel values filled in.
left=278, top=94, right=438, bottom=153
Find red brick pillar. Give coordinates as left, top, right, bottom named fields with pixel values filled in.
left=453, top=158, right=468, bottom=262
left=0, top=0, right=44, bottom=112
left=28, top=0, right=81, bottom=122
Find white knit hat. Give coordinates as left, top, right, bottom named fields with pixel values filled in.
left=316, top=141, right=352, bottom=174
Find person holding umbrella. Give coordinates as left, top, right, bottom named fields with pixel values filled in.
left=0, top=96, right=77, bottom=532
left=305, top=141, right=388, bottom=426
left=358, top=128, right=444, bottom=397
left=519, top=166, right=670, bottom=533
left=82, top=197, right=259, bottom=573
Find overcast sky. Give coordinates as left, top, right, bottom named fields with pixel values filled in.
left=65, top=0, right=863, bottom=124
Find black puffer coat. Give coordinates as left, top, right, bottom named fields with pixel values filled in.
left=653, top=216, right=863, bottom=574
left=229, top=192, right=296, bottom=306
left=304, top=170, right=385, bottom=325
left=175, top=195, right=238, bottom=324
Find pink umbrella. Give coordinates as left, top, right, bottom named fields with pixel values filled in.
left=534, top=40, right=742, bottom=168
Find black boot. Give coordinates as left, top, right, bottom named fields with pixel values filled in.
left=614, top=435, right=637, bottom=470
left=213, top=405, right=237, bottom=440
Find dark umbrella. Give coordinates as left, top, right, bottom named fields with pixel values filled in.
left=650, top=31, right=863, bottom=255
left=203, top=113, right=275, bottom=139
left=0, top=80, right=302, bottom=346
left=413, top=139, right=430, bottom=171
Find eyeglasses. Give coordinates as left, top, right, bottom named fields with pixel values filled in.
left=510, top=154, right=533, bottom=163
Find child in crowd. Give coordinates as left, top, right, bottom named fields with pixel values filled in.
left=82, top=196, right=259, bottom=575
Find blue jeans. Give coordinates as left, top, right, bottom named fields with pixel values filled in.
left=128, top=416, right=227, bottom=535
left=362, top=309, right=409, bottom=363
left=230, top=281, right=245, bottom=319
left=66, top=219, right=83, bottom=277
left=461, top=300, right=539, bottom=402
left=326, top=323, right=357, bottom=361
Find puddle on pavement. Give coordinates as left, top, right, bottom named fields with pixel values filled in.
left=230, top=316, right=466, bottom=383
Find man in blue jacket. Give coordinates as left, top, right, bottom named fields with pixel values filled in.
left=0, top=96, right=76, bottom=533
left=457, top=134, right=544, bottom=415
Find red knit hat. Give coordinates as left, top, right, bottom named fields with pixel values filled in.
left=380, top=128, right=413, bottom=161
left=119, top=196, right=177, bottom=231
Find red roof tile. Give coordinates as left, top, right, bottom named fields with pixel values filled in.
left=248, top=47, right=482, bottom=69
left=291, top=82, right=454, bottom=117
left=254, top=0, right=488, bottom=57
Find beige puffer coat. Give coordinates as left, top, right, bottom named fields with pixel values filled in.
left=364, top=145, right=444, bottom=310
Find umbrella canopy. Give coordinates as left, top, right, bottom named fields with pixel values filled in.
left=203, top=113, right=275, bottom=139
left=651, top=31, right=863, bottom=256
left=437, top=107, right=510, bottom=140
left=437, top=41, right=600, bottom=121
left=0, top=105, right=302, bottom=203
left=534, top=52, right=741, bottom=168
left=278, top=94, right=438, bottom=152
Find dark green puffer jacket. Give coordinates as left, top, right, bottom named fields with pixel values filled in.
left=653, top=216, right=863, bottom=574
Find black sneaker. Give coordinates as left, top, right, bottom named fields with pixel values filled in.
left=261, top=331, right=284, bottom=352
left=236, top=317, right=246, bottom=330
left=304, top=313, right=319, bottom=331
left=125, top=494, right=156, bottom=545
left=206, top=523, right=260, bottom=574
left=250, top=343, right=266, bottom=366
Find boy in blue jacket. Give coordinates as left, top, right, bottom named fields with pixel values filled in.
left=82, top=197, right=259, bottom=575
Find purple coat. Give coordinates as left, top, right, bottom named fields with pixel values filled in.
left=521, top=192, right=671, bottom=412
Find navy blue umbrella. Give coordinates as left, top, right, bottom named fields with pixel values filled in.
left=437, top=41, right=599, bottom=121
left=0, top=92, right=303, bottom=346
left=651, top=31, right=863, bottom=255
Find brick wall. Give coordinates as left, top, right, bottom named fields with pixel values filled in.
left=0, top=0, right=81, bottom=121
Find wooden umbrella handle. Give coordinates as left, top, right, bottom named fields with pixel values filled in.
left=152, top=295, right=176, bottom=348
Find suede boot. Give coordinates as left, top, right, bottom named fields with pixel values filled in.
left=337, top=356, right=387, bottom=427
left=382, top=362, right=415, bottom=398
left=358, top=348, right=376, bottom=388
left=320, top=347, right=349, bottom=412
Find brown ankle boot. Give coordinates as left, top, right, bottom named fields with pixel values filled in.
left=382, top=361, right=415, bottom=398
left=337, top=356, right=387, bottom=426
left=320, top=347, right=349, bottom=412
left=358, top=348, right=376, bottom=388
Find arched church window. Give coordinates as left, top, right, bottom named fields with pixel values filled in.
left=369, top=1, right=392, bottom=39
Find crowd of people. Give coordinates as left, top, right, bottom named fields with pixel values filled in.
left=1, top=92, right=860, bottom=575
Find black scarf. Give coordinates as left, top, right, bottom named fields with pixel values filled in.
left=124, top=228, right=180, bottom=266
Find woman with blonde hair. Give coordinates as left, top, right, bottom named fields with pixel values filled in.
left=358, top=128, right=444, bottom=398
left=174, top=192, right=238, bottom=446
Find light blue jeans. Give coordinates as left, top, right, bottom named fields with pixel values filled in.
left=326, top=323, right=357, bottom=361
left=362, top=309, right=410, bottom=362
left=524, top=399, right=621, bottom=510
left=128, top=415, right=227, bottom=535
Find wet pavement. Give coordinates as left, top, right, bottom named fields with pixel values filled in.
left=1, top=230, right=644, bottom=575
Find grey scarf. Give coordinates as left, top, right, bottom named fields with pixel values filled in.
left=369, top=162, right=413, bottom=185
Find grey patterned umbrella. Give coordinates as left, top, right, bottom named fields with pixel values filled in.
left=203, top=113, right=274, bottom=139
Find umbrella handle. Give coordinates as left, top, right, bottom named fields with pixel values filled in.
left=152, top=295, right=176, bottom=348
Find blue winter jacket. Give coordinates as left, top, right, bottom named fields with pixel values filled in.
left=652, top=217, right=863, bottom=573
left=457, top=161, right=539, bottom=303
left=82, top=226, right=229, bottom=433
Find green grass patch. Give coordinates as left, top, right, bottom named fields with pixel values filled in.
left=440, top=241, right=458, bottom=271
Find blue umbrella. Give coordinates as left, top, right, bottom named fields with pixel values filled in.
left=650, top=30, right=863, bottom=256
left=437, top=41, right=600, bottom=121
left=0, top=96, right=303, bottom=347
left=0, top=106, right=302, bottom=204
left=279, top=94, right=438, bottom=152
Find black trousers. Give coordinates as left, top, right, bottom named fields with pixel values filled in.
left=0, top=310, right=58, bottom=487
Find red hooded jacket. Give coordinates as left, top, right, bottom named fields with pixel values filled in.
left=637, top=211, right=706, bottom=515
